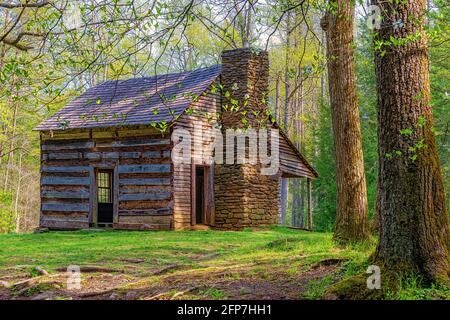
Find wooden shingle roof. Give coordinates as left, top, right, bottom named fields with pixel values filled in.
left=35, top=65, right=222, bottom=131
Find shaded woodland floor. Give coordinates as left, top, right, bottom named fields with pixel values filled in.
left=0, top=227, right=448, bottom=300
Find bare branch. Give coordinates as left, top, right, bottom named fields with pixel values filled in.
left=0, top=1, right=50, bottom=9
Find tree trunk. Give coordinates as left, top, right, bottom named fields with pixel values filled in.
left=321, top=1, right=370, bottom=243
left=307, top=178, right=313, bottom=230
left=280, top=11, right=292, bottom=225
left=291, top=69, right=304, bottom=227
left=275, top=72, right=281, bottom=122
left=14, top=150, right=23, bottom=233
left=371, top=0, right=450, bottom=281
left=320, top=29, right=327, bottom=103
left=0, top=10, right=9, bottom=165
left=3, top=81, right=18, bottom=192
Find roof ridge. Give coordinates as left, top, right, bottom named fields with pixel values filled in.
left=100, top=64, right=222, bottom=85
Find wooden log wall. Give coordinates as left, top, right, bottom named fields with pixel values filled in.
left=40, top=126, right=173, bottom=230
left=172, top=84, right=220, bottom=230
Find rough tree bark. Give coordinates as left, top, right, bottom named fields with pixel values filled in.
left=321, top=0, right=370, bottom=243
left=371, top=0, right=450, bottom=281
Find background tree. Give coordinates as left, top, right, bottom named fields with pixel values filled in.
left=321, top=0, right=370, bottom=243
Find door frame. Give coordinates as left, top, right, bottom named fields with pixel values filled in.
left=89, top=162, right=119, bottom=226
left=191, top=164, right=211, bottom=226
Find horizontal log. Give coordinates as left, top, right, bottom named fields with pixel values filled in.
left=119, top=214, right=172, bottom=224
left=41, top=166, right=90, bottom=173
left=39, top=220, right=89, bottom=230
left=41, top=177, right=90, bottom=186
left=96, top=138, right=170, bottom=148
left=84, top=152, right=101, bottom=160
left=40, top=215, right=89, bottom=222
left=119, top=199, right=173, bottom=210
left=118, top=208, right=172, bottom=216
left=119, top=178, right=171, bottom=186
left=42, top=202, right=90, bottom=212
left=43, top=152, right=81, bottom=160
left=118, top=164, right=171, bottom=174
left=41, top=131, right=90, bottom=141
left=41, top=189, right=89, bottom=199
left=42, top=141, right=95, bottom=151
left=40, top=217, right=89, bottom=230
left=121, top=152, right=141, bottom=159
left=118, top=192, right=171, bottom=201
left=116, top=128, right=160, bottom=138
left=92, top=131, right=115, bottom=139
left=84, top=152, right=143, bottom=160
left=113, top=223, right=171, bottom=231
left=142, top=151, right=160, bottom=158
left=120, top=186, right=170, bottom=192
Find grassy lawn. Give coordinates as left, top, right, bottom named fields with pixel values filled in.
left=0, top=226, right=448, bottom=300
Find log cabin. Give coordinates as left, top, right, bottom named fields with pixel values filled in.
left=34, top=48, right=318, bottom=231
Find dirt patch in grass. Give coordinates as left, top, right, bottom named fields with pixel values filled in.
left=84, top=263, right=341, bottom=300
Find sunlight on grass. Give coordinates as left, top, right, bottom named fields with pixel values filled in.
left=6, top=227, right=445, bottom=300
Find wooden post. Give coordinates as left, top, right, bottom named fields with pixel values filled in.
left=307, top=178, right=313, bottom=231
left=113, top=162, right=119, bottom=224
left=191, top=162, right=196, bottom=226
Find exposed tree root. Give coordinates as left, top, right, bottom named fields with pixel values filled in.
left=33, top=266, right=49, bottom=276
left=151, top=264, right=183, bottom=276
left=55, top=266, right=125, bottom=273
left=311, top=258, right=348, bottom=269
left=144, top=286, right=198, bottom=300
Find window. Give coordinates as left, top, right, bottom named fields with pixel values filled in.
left=97, top=171, right=112, bottom=203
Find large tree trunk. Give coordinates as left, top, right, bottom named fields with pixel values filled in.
left=371, top=0, right=450, bottom=281
left=321, top=1, right=370, bottom=243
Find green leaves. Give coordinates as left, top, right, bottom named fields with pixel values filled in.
left=400, top=128, right=413, bottom=136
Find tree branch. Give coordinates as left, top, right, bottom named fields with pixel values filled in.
left=0, top=1, right=50, bottom=9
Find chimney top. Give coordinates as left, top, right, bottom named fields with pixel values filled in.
left=220, top=47, right=270, bottom=129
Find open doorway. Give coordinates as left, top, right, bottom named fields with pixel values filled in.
left=97, top=170, right=114, bottom=226
left=192, top=165, right=212, bottom=226
left=195, top=167, right=205, bottom=224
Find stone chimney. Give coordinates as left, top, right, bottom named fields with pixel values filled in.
left=220, top=48, right=270, bottom=129
left=213, top=48, right=280, bottom=230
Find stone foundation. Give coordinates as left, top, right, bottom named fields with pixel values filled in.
left=214, top=164, right=280, bottom=230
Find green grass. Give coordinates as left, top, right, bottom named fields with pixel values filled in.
left=303, top=275, right=334, bottom=300
left=0, top=226, right=364, bottom=271
left=0, top=227, right=448, bottom=300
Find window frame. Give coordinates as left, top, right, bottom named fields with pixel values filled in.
left=97, top=170, right=113, bottom=204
